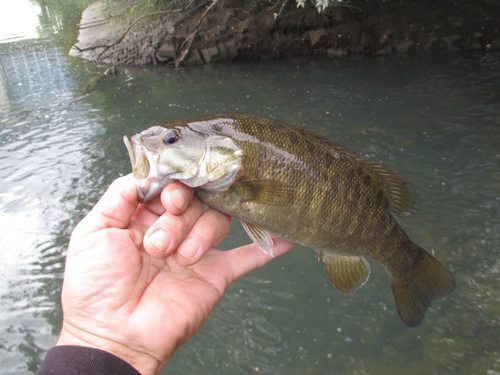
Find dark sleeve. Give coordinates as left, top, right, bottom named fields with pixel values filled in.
left=35, top=345, right=142, bottom=375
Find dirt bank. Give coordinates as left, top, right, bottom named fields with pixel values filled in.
left=70, top=0, right=500, bottom=66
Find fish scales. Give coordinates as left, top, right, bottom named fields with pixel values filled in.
left=216, top=115, right=392, bottom=255
left=124, top=112, right=455, bottom=327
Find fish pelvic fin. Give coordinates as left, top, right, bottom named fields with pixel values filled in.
left=390, top=249, right=456, bottom=328
left=317, top=252, right=371, bottom=295
left=363, top=160, right=420, bottom=218
left=240, top=220, right=274, bottom=257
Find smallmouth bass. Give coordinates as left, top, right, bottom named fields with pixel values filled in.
left=123, top=113, right=455, bottom=327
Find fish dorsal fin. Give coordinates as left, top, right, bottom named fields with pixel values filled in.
left=240, top=220, right=274, bottom=257
left=316, top=252, right=370, bottom=295
left=319, top=138, right=363, bottom=161
left=232, top=180, right=294, bottom=206
left=363, top=160, right=420, bottom=218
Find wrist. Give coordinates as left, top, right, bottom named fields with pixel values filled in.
left=57, top=322, right=164, bottom=375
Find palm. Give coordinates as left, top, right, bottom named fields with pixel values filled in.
left=63, top=209, right=228, bottom=360
left=59, top=176, right=295, bottom=371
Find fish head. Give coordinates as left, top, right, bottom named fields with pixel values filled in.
left=124, top=123, right=243, bottom=203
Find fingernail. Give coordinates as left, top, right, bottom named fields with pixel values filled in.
left=149, top=230, right=169, bottom=252
left=177, top=237, right=200, bottom=260
left=170, top=189, right=186, bottom=211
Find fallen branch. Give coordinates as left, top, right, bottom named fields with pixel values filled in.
left=175, top=0, right=221, bottom=67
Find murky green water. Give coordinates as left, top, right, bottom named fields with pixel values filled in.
left=1, top=2, right=500, bottom=375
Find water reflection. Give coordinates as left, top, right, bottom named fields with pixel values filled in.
left=1, top=3, right=500, bottom=374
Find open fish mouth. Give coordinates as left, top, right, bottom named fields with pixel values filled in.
left=123, top=135, right=168, bottom=203
left=124, top=134, right=150, bottom=179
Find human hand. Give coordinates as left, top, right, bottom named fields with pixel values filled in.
left=56, top=175, right=295, bottom=375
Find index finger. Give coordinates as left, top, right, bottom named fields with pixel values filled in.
left=191, top=237, right=296, bottom=295
left=160, top=181, right=195, bottom=216
left=225, top=237, right=297, bottom=281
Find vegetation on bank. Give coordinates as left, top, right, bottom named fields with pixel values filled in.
left=121, top=0, right=500, bottom=16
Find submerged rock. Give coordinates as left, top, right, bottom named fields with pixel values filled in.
left=80, top=65, right=119, bottom=94
left=326, top=48, right=348, bottom=58
left=443, top=34, right=462, bottom=49
left=308, top=29, right=327, bottom=46
left=395, top=40, right=415, bottom=53
left=424, top=36, right=441, bottom=51
left=377, top=46, right=393, bottom=56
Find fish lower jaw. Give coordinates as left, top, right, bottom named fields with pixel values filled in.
left=124, top=135, right=151, bottom=179
left=135, top=177, right=173, bottom=203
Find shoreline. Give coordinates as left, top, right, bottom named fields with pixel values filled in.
left=70, top=0, right=500, bottom=66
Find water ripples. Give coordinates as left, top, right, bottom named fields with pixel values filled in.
left=2, top=39, right=500, bottom=374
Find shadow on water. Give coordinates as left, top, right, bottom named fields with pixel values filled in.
left=1, top=1, right=500, bottom=374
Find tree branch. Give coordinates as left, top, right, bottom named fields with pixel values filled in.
left=175, top=0, right=221, bottom=67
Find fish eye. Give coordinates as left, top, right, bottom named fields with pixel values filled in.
left=163, top=131, right=179, bottom=145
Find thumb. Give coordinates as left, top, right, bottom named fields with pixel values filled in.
left=73, top=175, right=139, bottom=237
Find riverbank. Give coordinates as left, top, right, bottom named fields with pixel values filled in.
left=70, top=0, right=500, bottom=66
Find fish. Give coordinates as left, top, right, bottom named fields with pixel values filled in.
left=123, top=112, right=455, bottom=328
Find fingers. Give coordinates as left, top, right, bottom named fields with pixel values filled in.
left=144, top=201, right=231, bottom=263
left=171, top=208, right=231, bottom=265
left=187, top=237, right=296, bottom=296
left=161, top=181, right=194, bottom=215
left=144, top=196, right=204, bottom=259
left=124, top=181, right=194, bottom=238
left=135, top=181, right=193, bottom=219
left=144, top=182, right=230, bottom=263
left=223, top=237, right=296, bottom=282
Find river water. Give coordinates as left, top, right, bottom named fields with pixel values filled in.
left=1, top=2, right=500, bottom=375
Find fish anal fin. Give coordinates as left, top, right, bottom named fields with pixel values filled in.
left=240, top=220, right=274, bottom=257
left=363, top=160, right=420, bottom=218
left=232, top=180, right=294, bottom=206
left=390, top=249, right=456, bottom=328
left=319, top=252, right=371, bottom=295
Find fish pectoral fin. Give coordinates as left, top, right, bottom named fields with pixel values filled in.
left=232, top=180, right=294, bottom=206
left=319, top=253, right=371, bottom=295
left=240, top=220, right=274, bottom=257
left=363, top=160, right=420, bottom=218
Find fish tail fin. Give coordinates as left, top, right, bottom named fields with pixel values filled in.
left=390, top=249, right=455, bottom=328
